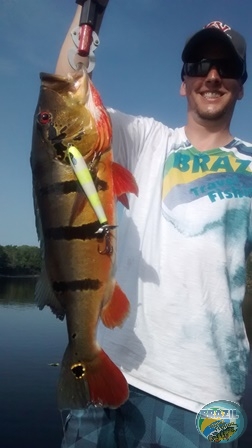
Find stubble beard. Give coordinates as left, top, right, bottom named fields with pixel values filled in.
left=196, top=105, right=228, bottom=122
left=194, top=97, right=236, bottom=123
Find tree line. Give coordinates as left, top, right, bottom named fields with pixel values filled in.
left=0, top=245, right=41, bottom=276
left=0, top=243, right=251, bottom=280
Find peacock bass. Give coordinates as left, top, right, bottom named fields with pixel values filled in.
left=30, top=69, right=138, bottom=410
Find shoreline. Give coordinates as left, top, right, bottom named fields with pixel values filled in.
left=0, top=274, right=38, bottom=279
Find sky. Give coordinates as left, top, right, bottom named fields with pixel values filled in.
left=1, top=0, right=252, bottom=247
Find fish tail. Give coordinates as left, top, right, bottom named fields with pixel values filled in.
left=58, top=345, right=129, bottom=410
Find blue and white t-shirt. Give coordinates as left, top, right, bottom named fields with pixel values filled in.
left=98, top=109, right=252, bottom=414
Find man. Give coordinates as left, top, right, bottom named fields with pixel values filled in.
left=57, top=7, right=251, bottom=448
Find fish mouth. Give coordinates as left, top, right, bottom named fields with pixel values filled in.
left=40, top=72, right=66, bottom=83
left=40, top=71, right=82, bottom=88
left=40, top=71, right=87, bottom=95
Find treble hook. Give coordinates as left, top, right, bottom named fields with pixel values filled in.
left=95, top=224, right=117, bottom=255
left=88, top=151, right=101, bottom=174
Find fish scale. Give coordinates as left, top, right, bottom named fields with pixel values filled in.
left=31, top=69, right=138, bottom=409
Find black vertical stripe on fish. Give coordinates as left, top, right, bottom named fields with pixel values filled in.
left=48, top=125, right=67, bottom=142
left=39, top=180, right=79, bottom=196
left=53, top=142, right=68, bottom=161
left=39, top=178, right=108, bottom=197
left=45, top=222, right=102, bottom=240
left=53, top=279, right=102, bottom=292
left=96, top=179, right=108, bottom=192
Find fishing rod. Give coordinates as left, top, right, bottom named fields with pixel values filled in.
left=76, top=0, right=110, bottom=57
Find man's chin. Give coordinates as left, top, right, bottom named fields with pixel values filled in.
left=197, top=108, right=226, bottom=121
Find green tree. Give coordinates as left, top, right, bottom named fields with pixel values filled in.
left=0, top=245, right=8, bottom=273
left=0, top=245, right=41, bottom=276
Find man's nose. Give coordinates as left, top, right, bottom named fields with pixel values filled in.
left=205, top=67, right=222, bottom=83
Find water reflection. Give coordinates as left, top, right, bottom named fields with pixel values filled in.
left=0, top=278, right=251, bottom=448
left=0, top=277, right=66, bottom=448
left=0, top=276, right=37, bottom=305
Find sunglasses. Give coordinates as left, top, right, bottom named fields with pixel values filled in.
left=182, top=59, right=244, bottom=80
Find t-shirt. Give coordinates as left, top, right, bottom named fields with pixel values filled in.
left=98, top=109, right=252, bottom=414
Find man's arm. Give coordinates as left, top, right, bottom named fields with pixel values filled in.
left=55, top=6, right=89, bottom=75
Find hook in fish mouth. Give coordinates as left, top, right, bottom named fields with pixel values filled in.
left=71, top=363, right=86, bottom=379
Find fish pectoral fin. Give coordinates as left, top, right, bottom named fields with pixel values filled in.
left=35, top=263, right=65, bottom=320
left=112, top=162, right=138, bottom=209
left=101, top=282, right=130, bottom=329
left=58, top=346, right=129, bottom=409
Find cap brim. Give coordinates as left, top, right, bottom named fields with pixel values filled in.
left=182, top=28, right=240, bottom=62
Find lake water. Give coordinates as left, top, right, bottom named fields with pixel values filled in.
left=0, top=277, right=66, bottom=448
left=0, top=277, right=251, bottom=448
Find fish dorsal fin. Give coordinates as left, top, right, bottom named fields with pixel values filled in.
left=87, top=82, right=112, bottom=152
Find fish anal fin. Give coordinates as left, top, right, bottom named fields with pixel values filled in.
left=101, top=282, right=130, bottom=329
left=86, top=349, right=129, bottom=408
left=112, top=162, right=138, bottom=208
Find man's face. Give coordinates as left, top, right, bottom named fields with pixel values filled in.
left=180, top=44, right=244, bottom=124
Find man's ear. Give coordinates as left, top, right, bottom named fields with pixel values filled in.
left=180, top=81, right=186, bottom=97
left=238, top=84, right=244, bottom=101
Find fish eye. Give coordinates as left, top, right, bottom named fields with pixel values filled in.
left=37, top=111, right=52, bottom=125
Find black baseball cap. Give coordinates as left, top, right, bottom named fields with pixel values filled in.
left=182, top=21, right=247, bottom=83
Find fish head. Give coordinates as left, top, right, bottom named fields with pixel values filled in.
left=32, top=70, right=112, bottom=166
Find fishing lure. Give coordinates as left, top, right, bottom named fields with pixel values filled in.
left=67, top=145, right=116, bottom=254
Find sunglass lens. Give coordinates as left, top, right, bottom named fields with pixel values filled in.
left=183, top=59, right=243, bottom=79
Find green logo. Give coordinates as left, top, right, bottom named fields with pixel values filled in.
left=195, top=400, right=247, bottom=443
